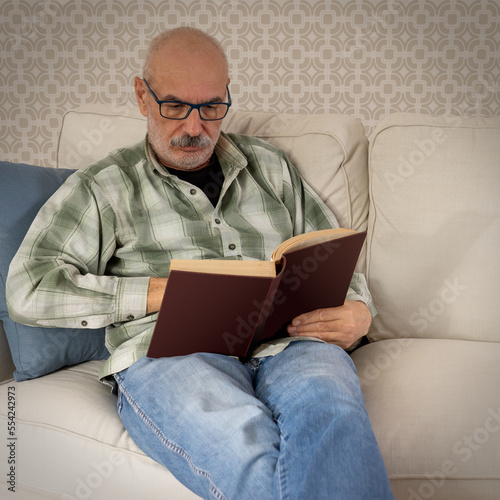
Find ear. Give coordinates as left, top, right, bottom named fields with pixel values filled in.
left=135, top=77, right=148, bottom=117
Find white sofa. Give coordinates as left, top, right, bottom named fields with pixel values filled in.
left=1, top=107, right=499, bottom=500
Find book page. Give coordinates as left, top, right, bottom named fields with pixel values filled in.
left=170, top=258, right=276, bottom=277
left=271, top=228, right=357, bottom=261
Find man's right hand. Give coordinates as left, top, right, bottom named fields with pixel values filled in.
left=147, top=277, right=168, bottom=314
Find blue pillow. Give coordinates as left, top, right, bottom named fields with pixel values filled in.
left=0, top=162, right=109, bottom=381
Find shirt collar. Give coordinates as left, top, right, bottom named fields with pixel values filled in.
left=215, top=131, right=248, bottom=170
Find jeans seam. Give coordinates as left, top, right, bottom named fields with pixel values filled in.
left=276, top=457, right=286, bottom=500
left=115, top=372, right=227, bottom=500
left=274, top=414, right=287, bottom=500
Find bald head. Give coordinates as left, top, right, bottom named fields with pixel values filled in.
left=135, top=28, right=230, bottom=171
left=143, top=28, right=228, bottom=85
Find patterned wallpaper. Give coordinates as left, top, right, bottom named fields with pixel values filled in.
left=1, top=0, right=499, bottom=167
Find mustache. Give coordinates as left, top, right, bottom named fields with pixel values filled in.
left=170, top=134, right=212, bottom=148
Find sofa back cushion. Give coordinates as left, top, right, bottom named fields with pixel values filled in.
left=57, top=105, right=147, bottom=170
left=224, top=111, right=369, bottom=236
left=57, top=106, right=369, bottom=236
left=367, top=113, right=500, bottom=343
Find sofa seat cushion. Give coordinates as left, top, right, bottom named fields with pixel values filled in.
left=0, top=361, right=200, bottom=499
left=351, top=338, right=500, bottom=500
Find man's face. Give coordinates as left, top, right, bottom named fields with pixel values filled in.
left=136, top=40, right=229, bottom=171
left=145, top=83, right=227, bottom=171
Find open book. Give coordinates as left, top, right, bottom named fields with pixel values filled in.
left=147, top=228, right=366, bottom=360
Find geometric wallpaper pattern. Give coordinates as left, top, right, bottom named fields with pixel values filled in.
left=1, top=0, right=499, bottom=167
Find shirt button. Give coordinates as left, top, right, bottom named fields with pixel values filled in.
left=81, top=320, right=88, bottom=327
left=190, top=189, right=196, bottom=195
left=228, top=243, right=236, bottom=250
left=214, top=218, right=221, bottom=224
left=127, top=315, right=135, bottom=321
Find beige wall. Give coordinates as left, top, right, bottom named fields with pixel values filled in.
left=1, top=0, right=499, bottom=167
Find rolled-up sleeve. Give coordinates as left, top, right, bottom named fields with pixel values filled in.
left=346, top=272, right=377, bottom=318
left=6, top=171, right=149, bottom=329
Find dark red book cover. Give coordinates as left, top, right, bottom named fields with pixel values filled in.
left=254, top=232, right=367, bottom=345
left=147, top=231, right=366, bottom=359
left=148, top=271, right=276, bottom=358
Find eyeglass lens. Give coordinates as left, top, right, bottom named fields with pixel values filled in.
left=160, top=102, right=228, bottom=120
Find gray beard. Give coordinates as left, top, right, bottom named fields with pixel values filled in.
left=146, top=112, right=217, bottom=170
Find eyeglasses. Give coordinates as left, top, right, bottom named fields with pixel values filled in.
left=143, top=79, right=232, bottom=121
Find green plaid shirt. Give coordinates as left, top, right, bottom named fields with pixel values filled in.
left=7, top=132, right=375, bottom=381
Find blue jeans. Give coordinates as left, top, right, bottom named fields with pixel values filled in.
left=114, top=341, right=393, bottom=500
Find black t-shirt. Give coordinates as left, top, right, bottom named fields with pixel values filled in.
left=165, top=155, right=224, bottom=207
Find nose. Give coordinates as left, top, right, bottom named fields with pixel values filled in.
left=183, top=108, right=204, bottom=137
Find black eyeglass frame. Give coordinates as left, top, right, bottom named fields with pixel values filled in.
left=142, top=78, right=232, bottom=121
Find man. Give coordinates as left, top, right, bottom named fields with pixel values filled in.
left=7, top=28, right=393, bottom=499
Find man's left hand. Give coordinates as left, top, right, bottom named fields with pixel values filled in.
left=286, top=300, right=371, bottom=350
